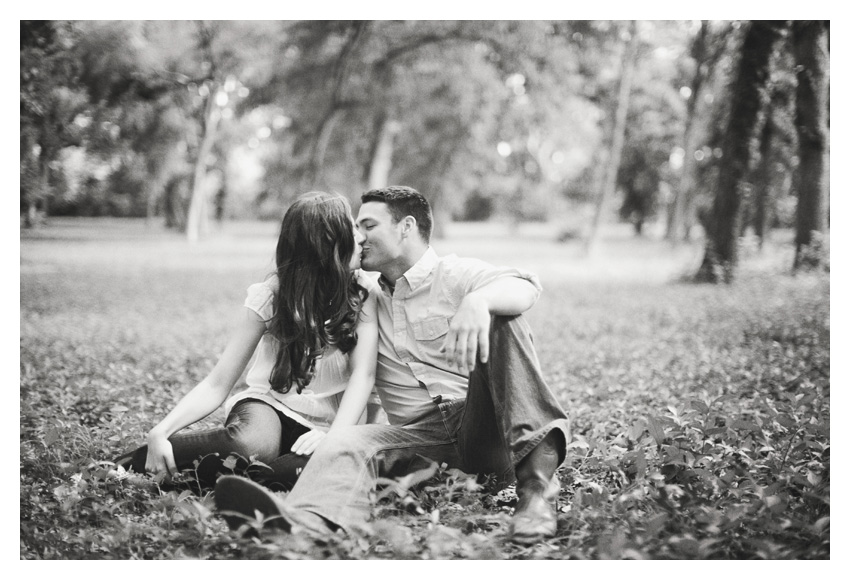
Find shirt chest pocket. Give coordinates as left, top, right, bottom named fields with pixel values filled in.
left=412, top=315, right=450, bottom=341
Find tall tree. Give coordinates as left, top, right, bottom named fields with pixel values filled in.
left=748, top=55, right=797, bottom=247
left=366, top=113, right=401, bottom=190
left=72, top=21, right=193, bottom=224
left=585, top=20, right=639, bottom=253
left=666, top=21, right=711, bottom=242
left=791, top=20, right=829, bottom=270
left=695, top=20, right=786, bottom=283
left=185, top=22, right=229, bottom=243
left=20, top=21, right=88, bottom=227
left=304, top=21, right=372, bottom=190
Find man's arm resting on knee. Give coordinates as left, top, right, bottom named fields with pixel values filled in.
left=444, top=277, right=540, bottom=374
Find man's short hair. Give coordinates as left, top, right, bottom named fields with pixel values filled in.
left=361, top=186, right=433, bottom=243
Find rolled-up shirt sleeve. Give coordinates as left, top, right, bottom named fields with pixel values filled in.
left=441, top=255, right=542, bottom=305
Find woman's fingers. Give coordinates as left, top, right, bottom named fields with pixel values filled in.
left=164, top=452, right=177, bottom=477
left=292, top=430, right=326, bottom=455
left=145, top=441, right=177, bottom=480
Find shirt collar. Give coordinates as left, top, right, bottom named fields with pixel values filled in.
left=377, top=274, right=394, bottom=294
left=376, top=246, right=438, bottom=295
left=401, top=246, right=438, bottom=292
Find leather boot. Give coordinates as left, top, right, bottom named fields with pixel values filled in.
left=113, top=446, right=147, bottom=473
left=214, top=475, right=333, bottom=537
left=509, top=431, right=563, bottom=544
left=214, top=475, right=293, bottom=536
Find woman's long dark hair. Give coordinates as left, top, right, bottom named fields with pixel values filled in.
left=268, top=191, right=367, bottom=394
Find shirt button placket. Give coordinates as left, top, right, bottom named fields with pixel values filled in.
left=393, top=285, right=410, bottom=364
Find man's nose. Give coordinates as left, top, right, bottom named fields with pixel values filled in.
left=354, top=228, right=365, bottom=244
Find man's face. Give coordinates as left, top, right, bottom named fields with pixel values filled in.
left=349, top=216, right=364, bottom=271
left=356, top=201, right=403, bottom=274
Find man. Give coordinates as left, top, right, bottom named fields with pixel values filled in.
left=215, top=186, right=570, bottom=544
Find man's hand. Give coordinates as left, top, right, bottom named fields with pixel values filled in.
left=443, top=293, right=491, bottom=375
left=145, top=430, right=177, bottom=481
left=291, top=429, right=327, bottom=456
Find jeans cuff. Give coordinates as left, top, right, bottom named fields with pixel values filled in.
left=513, top=419, right=570, bottom=467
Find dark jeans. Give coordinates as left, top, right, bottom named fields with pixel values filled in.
left=282, top=314, right=571, bottom=531
left=123, top=399, right=312, bottom=491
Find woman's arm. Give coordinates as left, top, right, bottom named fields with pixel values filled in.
left=145, top=307, right=266, bottom=477
left=327, top=312, right=378, bottom=429
left=290, top=295, right=379, bottom=455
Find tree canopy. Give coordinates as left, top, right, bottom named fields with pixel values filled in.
left=20, top=19, right=829, bottom=278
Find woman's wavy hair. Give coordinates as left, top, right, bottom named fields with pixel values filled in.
left=268, top=191, right=367, bottom=394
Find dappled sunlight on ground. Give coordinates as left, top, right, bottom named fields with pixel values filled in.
left=20, top=217, right=829, bottom=559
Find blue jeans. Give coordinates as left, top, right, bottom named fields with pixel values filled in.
left=283, top=315, right=571, bottom=531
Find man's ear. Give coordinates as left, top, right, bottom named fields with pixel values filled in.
left=400, top=216, right=417, bottom=239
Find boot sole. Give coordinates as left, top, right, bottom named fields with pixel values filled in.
left=509, top=475, right=560, bottom=544
left=214, top=475, right=291, bottom=534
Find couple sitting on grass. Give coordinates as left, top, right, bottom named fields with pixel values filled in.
left=116, top=185, right=570, bottom=545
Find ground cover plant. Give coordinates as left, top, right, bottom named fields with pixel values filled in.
left=20, top=219, right=829, bottom=559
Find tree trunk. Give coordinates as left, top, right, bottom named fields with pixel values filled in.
left=164, top=174, right=190, bottom=230
left=144, top=149, right=174, bottom=227
left=301, top=21, right=370, bottom=190
left=367, top=116, right=401, bottom=190
left=752, top=103, right=776, bottom=248
left=186, top=86, right=220, bottom=243
left=585, top=20, right=639, bottom=254
left=145, top=182, right=156, bottom=226
left=302, top=108, right=341, bottom=189
left=23, top=156, right=51, bottom=228
left=791, top=20, right=829, bottom=270
left=694, top=21, right=785, bottom=283
left=422, top=146, right=455, bottom=240
left=667, top=21, right=709, bottom=243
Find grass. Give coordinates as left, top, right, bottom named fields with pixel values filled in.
left=20, top=218, right=829, bottom=559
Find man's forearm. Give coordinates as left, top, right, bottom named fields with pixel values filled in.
left=466, top=277, right=539, bottom=316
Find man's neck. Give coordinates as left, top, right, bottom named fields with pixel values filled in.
left=381, top=246, right=428, bottom=284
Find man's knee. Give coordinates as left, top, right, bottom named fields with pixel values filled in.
left=317, top=425, right=405, bottom=471
left=320, top=425, right=377, bottom=455
left=490, top=314, right=532, bottom=339
left=486, top=314, right=537, bottom=361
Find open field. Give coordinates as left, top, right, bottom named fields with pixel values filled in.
left=20, top=218, right=829, bottom=559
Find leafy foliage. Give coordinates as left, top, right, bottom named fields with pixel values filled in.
left=19, top=21, right=737, bottom=233
left=20, top=221, right=828, bottom=559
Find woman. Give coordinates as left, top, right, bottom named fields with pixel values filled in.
left=115, top=191, right=381, bottom=491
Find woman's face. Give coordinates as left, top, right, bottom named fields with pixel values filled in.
left=348, top=217, right=364, bottom=270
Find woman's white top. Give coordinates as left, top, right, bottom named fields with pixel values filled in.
left=223, top=270, right=380, bottom=430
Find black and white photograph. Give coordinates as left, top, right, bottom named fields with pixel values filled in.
left=19, top=12, right=833, bottom=562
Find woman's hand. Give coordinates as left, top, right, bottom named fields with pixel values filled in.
left=145, top=430, right=177, bottom=481
left=290, top=429, right=326, bottom=456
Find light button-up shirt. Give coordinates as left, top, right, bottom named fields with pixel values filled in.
left=364, top=247, right=542, bottom=425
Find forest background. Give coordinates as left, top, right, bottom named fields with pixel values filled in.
left=20, top=17, right=832, bottom=561
left=20, top=19, right=830, bottom=274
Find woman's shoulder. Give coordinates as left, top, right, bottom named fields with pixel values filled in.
left=245, top=275, right=278, bottom=319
